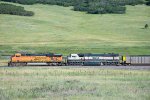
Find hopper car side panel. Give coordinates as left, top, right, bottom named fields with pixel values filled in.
left=126, top=56, right=150, bottom=65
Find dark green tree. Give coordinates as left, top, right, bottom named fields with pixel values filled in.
left=145, top=0, right=150, bottom=5
left=0, top=3, right=34, bottom=16
left=145, top=24, right=149, bottom=29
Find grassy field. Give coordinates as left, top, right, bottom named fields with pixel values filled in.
left=0, top=67, right=150, bottom=100
left=0, top=2, right=150, bottom=100
left=0, top=1, right=150, bottom=55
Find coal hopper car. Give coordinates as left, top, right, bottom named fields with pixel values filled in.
left=123, top=55, right=150, bottom=65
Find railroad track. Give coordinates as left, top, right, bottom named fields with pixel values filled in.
left=1, top=65, right=150, bottom=70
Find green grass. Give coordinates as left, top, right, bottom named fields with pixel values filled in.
left=0, top=1, right=150, bottom=55
left=0, top=67, right=150, bottom=100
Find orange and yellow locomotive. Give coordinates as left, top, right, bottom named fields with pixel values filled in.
left=8, top=53, right=63, bottom=66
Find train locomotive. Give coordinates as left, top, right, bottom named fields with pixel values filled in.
left=67, top=53, right=120, bottom=66
left=8, top=53, right=63, bottom=66
left=8, top=53, right=150, bottom=66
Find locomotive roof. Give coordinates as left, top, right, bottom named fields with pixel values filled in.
left=21, top=53, right=62, bottom=57
left=78, top=53, right=119, bottom=57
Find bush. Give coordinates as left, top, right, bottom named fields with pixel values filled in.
left=0, top=3, right=34, bottom=16
left=74, top=0, right=127, bottom=14
left=1, top=0, right=36, bottom=5
left=145, top=0, right=150, bottom=5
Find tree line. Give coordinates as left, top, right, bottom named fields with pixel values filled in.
left=0, top=0, right=147, bottom=14
left=0, top=0, right=74, bottom=5
left=146, top=0, right=150, bottom=5
left=0, top=3, right=34, bottom=16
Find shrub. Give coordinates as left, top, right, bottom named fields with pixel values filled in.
left=0, top=3, right=34, bottom=16
left=145, top=0, right=150, bottom=5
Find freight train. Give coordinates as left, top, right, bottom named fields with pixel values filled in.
left=8, top=53, right=150, bottom=66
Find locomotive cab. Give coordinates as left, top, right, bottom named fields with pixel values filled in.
left=67, top=54, right=84, bottom=65
left=68, top=54, right=81, bottom=60
left=14, top=53, right=21, bottom=57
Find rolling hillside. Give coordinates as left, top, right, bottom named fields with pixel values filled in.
left=0, top=1, right=150, bottom=55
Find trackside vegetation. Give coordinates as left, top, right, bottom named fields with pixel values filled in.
left=0, top=67, right=150, bottom=100
left=1, top=0, right=145, bottom=14
left=0, top=3, right=34, bottom=16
